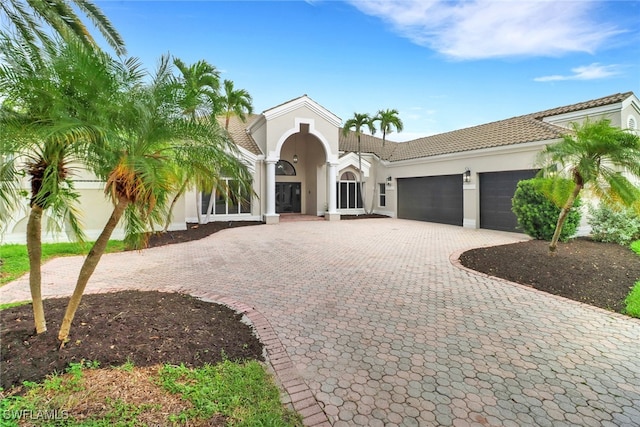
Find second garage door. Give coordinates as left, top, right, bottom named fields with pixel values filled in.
left=397, top=175, right=463, bottom=226
left=479, top=169, right=538, bottom=232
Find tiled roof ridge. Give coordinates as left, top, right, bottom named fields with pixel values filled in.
left=526, top=91, right=634, bottom=120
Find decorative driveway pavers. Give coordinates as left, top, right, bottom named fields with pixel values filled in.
left=2, top=219, right=640, bottom=426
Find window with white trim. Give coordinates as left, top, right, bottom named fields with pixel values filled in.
left=202, top=179, right=251, bottom=215
left=337, top=172, right=363, bottom=209
left=379, top=183, right=386, bottom=207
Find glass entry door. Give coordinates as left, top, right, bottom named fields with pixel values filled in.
left=275, top=182, right=301, bottom=213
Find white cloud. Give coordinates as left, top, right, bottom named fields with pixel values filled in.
left=534, top=63, right=623, bottom=82
left=346, top=0, right=622, bottom=60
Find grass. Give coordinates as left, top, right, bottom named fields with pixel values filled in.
left=0, top=240, right=125, bottom=285
left=624, top=239, right=640, bottom=318
left=2, top=361, right=301, bottom=427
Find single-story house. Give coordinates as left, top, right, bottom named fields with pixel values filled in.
left=3, top=91, right=639, bottom=243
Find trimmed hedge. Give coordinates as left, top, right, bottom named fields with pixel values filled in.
left=512, top=178, right=581, bottom=241
left=588, top=203, right=640, bottom=246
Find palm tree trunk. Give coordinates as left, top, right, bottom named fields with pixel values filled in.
left=164, top=180, right=188, bottom=232
left=357, top=136, right=366, bottom=212
left=196, top=191, right=203, bottom=224
left=26, top=205, right=46, bottom=334
left=549, top=183, right=583, bottom=252
left=58, top=195, right=129, bottom=344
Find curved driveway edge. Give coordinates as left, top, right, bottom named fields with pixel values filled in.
left=192, top=291, right=331, bottom=426
left=2, top=219, right=640, bottom=426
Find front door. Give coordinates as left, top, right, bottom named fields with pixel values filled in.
left=275, top=182, right=301, bottom=213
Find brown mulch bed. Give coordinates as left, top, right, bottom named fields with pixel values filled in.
left=1, top=221, right=267, bottom=392
left=1, top=291, right=263, bottom=390
left=459, top=238, right=640, bottom=313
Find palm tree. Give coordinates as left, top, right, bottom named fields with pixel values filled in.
left=57, top=55, right=253, bottom=344
left=373, top=108, right=404, bottom=156
left=538, top=118, right=640, bottom=252
left=0, top=36, right=117, bottom=333
left=163, top=58, right=222, bottom=228
left=220, top=79, right=253, bottom=130
left=369, top=109, right=403, bottom=212
left=342, top=113, right=375, bottom=212
left=173, top=58, right=220, bottom=121
left=1, top=0, right=126, bottom=56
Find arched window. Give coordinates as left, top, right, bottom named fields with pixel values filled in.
left=276, top=160, right=296, bottom=176
left=341, top=171, right=356, bottom=181
left=337, top=171, right=363, bottom=209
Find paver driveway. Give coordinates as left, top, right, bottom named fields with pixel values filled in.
left=2, top=219, right=640, bottom=426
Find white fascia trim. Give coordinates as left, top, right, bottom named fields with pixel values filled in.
left=386, top=139, right=558, bottom=169
left=337, top=152, right=371, bottom=178
left=234, top=145, right=258, bottom=173
left=622, top=94, right=640, bottom=111
left=542, top=104, right=622, bottom=125
left=247, top=114, right=266, bottom=134
left=263, top=96, right=342, bottom=127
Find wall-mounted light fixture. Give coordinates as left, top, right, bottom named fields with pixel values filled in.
left=386, top=176, right=392, bottom=183
left=463, top=168, right=471, bottom=183
left=293, top=134, right=298, bottom=163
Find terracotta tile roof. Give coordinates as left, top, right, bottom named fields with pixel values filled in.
left=339, top=92, right=634, bottom=162
left=528, top=92, right=633, bottom=120
left=218, top=114, right=262, bottom=155
left=338, top=131, right=398, bottom=160
left=385, top=116, right=566, bottom=162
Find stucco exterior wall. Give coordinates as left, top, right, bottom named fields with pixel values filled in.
left=382, top=140, right=552, bottom=228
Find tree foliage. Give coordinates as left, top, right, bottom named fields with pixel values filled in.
left=1, top=0, right=126, bottom=56
left=512, top=178, right=581, bottom=241
left=537, top=118, right=640, bottom=252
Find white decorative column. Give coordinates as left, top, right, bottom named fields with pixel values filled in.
left=325, top=161, right=340, bottom=221
left=264, top=159, right=279, bottom=224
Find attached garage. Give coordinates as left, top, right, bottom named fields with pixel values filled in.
left=479, top=169, right=538, bottom=232
left=397, top=175, right=463, bottom=226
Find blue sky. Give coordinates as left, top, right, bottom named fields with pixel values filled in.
left=95, top=0, right=640, bottom=141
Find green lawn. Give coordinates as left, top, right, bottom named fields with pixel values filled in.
left=1, top=241, right=125, bottom=286
left=625, top=239, right=640, bottom=318
left=1, top=360, right=301, bottom=426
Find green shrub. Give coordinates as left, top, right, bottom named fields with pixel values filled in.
left=512, top=178, right=581, bottom=241
left=631, top=240, right=640, bottom=255
left=625, top=281, right=640, bottom=318
left=588, top=203, right=640, bottom=246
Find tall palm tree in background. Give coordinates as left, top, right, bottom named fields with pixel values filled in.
left=1, top=0, right=125, bottom=56
left=164, top=58, right=222, bottom=227
left=0, top=36, right=118, bottom=333
left=58, top=55, right=253, bottom=344
left=369, top=109, right=403, bottom=212
left=538, top=119, right=640, bottom=253
left=373, top=108, right=404, bottom=157
left=342, top=113, right=375, bottom=212
left=220, top=79, right=254, bottom=130
left=173, top=58, right=220, bottom=121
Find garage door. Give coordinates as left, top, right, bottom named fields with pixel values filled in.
left=479, top=169, right=538, bottom=232
left=397, top=175, right=463, bottom=226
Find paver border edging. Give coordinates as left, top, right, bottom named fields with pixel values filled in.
left=192, top=290, right=332, bottom=427
left=19, top=288, right=331, bottom=427
left=449, top=248, right=640, bottom=324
